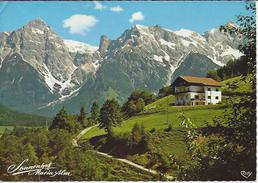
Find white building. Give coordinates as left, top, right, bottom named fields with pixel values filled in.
left=171, top=76, right=222, bottom=106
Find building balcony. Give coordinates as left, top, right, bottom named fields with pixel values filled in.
left=190, top=98, right=205, bottom=102
left=174, top=90, right=204, bottom=94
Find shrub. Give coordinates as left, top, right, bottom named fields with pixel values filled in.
left=165, top=123, right=172, bottom=132
left=149, top=128, right=156, bottom=133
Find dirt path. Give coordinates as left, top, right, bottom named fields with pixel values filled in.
left=74, top=126, right=174, bottom=180
left=94, top=151, right=165, bottom=175
left=72, top=125, right=97, bottom=147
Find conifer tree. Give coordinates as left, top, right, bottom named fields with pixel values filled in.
left=99, top=99, right=122, bottom=135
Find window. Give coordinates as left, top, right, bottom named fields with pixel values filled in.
left=216, top=88, right=219, bottom=92
left=208, top=96, right=211, bottom=99
left=195, top=95, right=199, bottom=99
left=215, top=96, right=219, bottom=100
left=208, top=88, right=211, bottom=91
left=208, top=102, right=211, bottom=105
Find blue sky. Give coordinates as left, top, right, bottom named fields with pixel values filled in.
left=0, top=1, right=247, bottom=46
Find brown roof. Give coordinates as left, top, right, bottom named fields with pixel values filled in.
left=179, top=76, right=222, bottom=87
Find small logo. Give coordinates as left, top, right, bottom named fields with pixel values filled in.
left=240, top=170, right=252, bottom=179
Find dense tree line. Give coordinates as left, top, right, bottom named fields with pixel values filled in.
left=92, top=122, right=150, bottom=158
left=207, top=56, right=249, bottom=81
left=0, top=127, right=105, bottom=181
left=49, top=101, right=100, bottom=133
left=157, top=86, right=173, bottom=98
left=122, top=90, right=155, bottom=117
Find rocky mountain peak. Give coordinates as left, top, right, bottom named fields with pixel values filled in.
left=225, top=21, right=239, bottom=29
left=23, top=18, right=50, bottom=32
left=99, top=35, right=110, bottom=54
left=132, top=24, right=149, bottom=34
left=28, top=18, right=47, bottom=26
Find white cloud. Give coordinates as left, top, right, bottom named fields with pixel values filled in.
left=63, top=14, right=98, bottom=35
left=110, top=5, right=124, bottom=12
left=129, top=11, right=144, bottom=23
left=94, top=1, right=106, bottom=10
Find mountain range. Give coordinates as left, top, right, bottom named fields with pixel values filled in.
left=0, top=19, right=243, bottom=116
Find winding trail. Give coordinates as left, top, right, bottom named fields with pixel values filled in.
left=72, top=125, right=97, bottom=147
left=72, top=126, right=174, bottom=180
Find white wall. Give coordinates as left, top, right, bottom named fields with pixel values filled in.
left=204, top=86, right=221, bottom=104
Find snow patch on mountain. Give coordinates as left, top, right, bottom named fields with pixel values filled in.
left=181, top=39, right=198, bottom=47
left=159, top=39, right=176, bottom=49
left=164, top=54, right=170, bottom=61
left=31, top=28, right=44, bottom=35
left=40, top=85, right=82, bottom=109
left=135, top=24, right=149, bottom=36
left=3, top=32, right=9, bottom=36
left=42, top=63, right=78, bottom=95
left=153, top=55, right=163, bottom=62
left=174, top=29, right=194, bottom=38
left=220, top=46, right=243, bottom=58
left=64, top=40, right=98, bottom=54
left=166, top=55, right=184, bottom=85
left=206, top=56, right=225, bottom=67
left=92, top=60, right=101, bottom=70
left=153, top=55, right=167, bottom=67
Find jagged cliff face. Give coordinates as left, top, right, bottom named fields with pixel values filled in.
left=60, top=24, right=243, bottom=114
left=0, top=19, right=243, bottom=115
left=0, top=19, right=84, bottom=100
left=0, top=19, right=101, bottom=112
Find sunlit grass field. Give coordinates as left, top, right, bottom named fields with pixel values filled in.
left=81, top=102, right=225, bottom=140
left=0, top=126, right=13, bottom=136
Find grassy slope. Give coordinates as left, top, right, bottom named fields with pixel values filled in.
left=0, top=126, right=13, bottom=136
left=144, top=95, right=175, bottom=112
left=0, top=104, right=50, bottom=126
left=94, top=152, right=158, bottom=181
left=81, top=102, right=224, bottom=177
left=126, top=129, right=188, bottom=176
left=221, top=75, right=253, bottom=95
left=82, top=104, right=224, bottom=140
left=116, top=107, right=223, bottom=133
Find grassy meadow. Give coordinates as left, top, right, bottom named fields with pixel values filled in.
left=81, top=103, right=225, bottom=140
left=221, top=75, right=253, bottom=95
left=0, top=126, right=13, bottom=136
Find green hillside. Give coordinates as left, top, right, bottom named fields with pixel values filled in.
left=221, top=75, right=253, bottom=95
left=80, top=100, right=225, bottom=177
left=81, top=102, right=224, bottom=140
left=0, top=104, right=50, bottom=126
left=144, top=95, right=175, bottom=113
left=0, top=126, right=13, bottom=136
